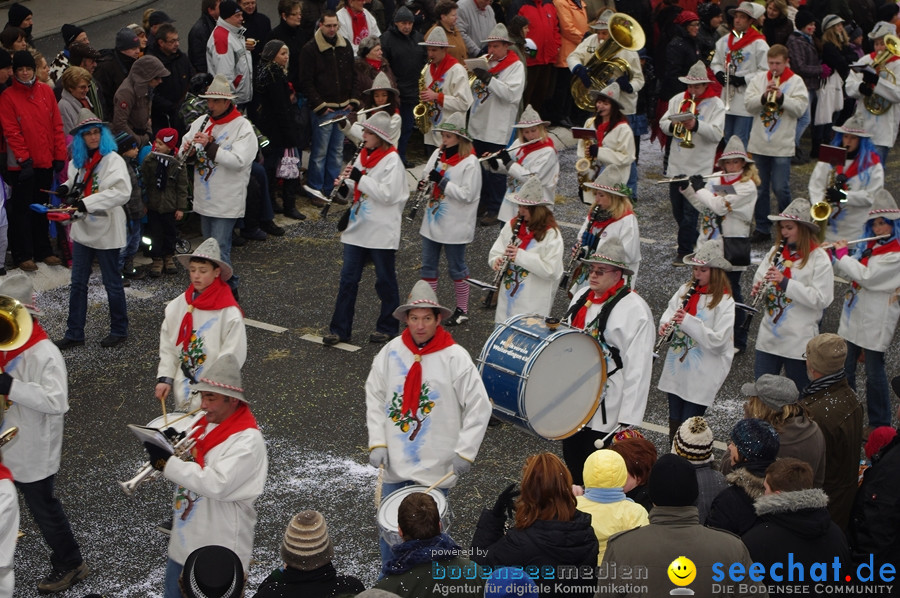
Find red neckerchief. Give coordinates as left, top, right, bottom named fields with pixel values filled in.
left=517, top=138, right=555, bottom=161
left=768, top=66, right=795, bottom=82
left=860, top=238, right=900, bottom=267
left=354, top=146, right=396, bottom=202
left=191, top=402, right=258, bottom=467
left=430, top=53, right=458, bottom=86
left=349, top=8, right=369, bottom=45
left=589, top=208, right=633, bottom=235
left=684, top=285, right=709, bottom=316
left=836, top=152, right=880, bottom=181
left=595, top=118, right=626, bottom=145
left=432, top=147, right=472, bottom=198
left=869, top=51, right=900, bottom=64
left=780, top=241, right=817, bottom=278
left=0, top=463, right=12, bottom=482
left=721, top=173, right=742, bottom=185
left=204, top=106, right=242, bottom=135
left=726, top=28, right=765, bottom=61
left=176, top=278, right=242, bottom=353
left=0, top=321, right=49, bottom=369
left=81, top=150, right=103, bottom=197
left=683, top=85, right=719, bottom=105
left=365, top=58, right=382, bottom=71
left=509, top=216, right=536, bottom=248
left=489, top=51, right=519, bottom=74
left=572, top=278, right=626, bottom=329
left=400, top=327, right=455, bottom=416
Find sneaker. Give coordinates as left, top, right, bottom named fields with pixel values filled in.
left=749, top=230, right=772, bottom=243
left=285, top=208, right=307, bottom=220
left=369, top=331, right=393, bottom=344
left=17, top=260, right=38, bottom=272
left=478, top=214, right=501, bottom=227
left=43, top=255, right=62, bottom=266
left=322, top=333, right=348, bottom=346
left=672, top=254, right=689, bottom=267
left=100, top=334, right=127, bottom=348
left=443, top=307, right=469, bottom=326
left=261, top=221, right=285, bottom=236
left=54, top=337, right=85, bottom=350
left=149, top=258, right=163, bottom=278
left=242, top=228, right=267, bottom=241
left=37, top=561, right=89, bottom=594
left=163, top=256, right=178, bottom=275
left=157, top=518, right=173, bottom=535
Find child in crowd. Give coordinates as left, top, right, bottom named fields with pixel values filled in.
left=114, top=132, right=146, bottom=283
left=142, top=128, right=188, bottom=278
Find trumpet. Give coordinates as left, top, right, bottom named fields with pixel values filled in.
left=119, top=412, right=205, bottom=497
left=762, top=73, right=781, bottom=119
left=478, top=138, right=541, bottom=163
left=819, top=234, right=890, bottom=250
left=724, top=61, right=736, bottom=111
left=0, top=427, right=17, bottom=449
left=654, top=172, right=725, bottom=185
left=318, top=104, right=389, bottom=127
left=653, top=280, right=698, bottom=358
left=739, top=238, right=788, bottom=332
left=672, top=95, right=697, bottom=148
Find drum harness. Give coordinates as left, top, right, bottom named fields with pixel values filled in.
left=564, top=285, right=630, bottom=425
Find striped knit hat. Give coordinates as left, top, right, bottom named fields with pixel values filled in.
left=281, top=511, right=334, bottom=571
left=672, top=416, right=715, bottom=464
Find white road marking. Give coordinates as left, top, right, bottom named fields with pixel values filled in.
left=245, top=318, right=288, bottom=333
left=301, top=333, right=361, bottom=352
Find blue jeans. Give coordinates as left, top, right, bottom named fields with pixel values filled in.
left=667, top=393, right=708, bottom=425
left=669, top=182, right=699, bottom=255
left=754, top=350, right=808, bottom=393
left=164, top=558, right=183, bottom=598
left=874, top=145, right=890, bottom=165
left=627, top=161, right=638, bottom=201
left=118, top=219, right=142, bottom=270
left=15, top=475, right=82, bottom=571
left=724, top=115, right=753, bottom=148
left=65, top=241, right=128, bottom=341
left=251, top=160, right=275, bottom=222
left=753, top=155, right=792, bottom=234
left=845, top=341, right=891, bottom=427
left=398, top=101, right=416, bottom=166
left=795, top=92, right=813, bottom=146
left=200, top=216, right=239, bottom=293
left=329, top=243, right=400, bottom=340
left=420, top=236, right=469, bottom=280
left=309, top=108, right=349, bottom=195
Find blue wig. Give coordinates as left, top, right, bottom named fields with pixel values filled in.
left=829, top=132, right=878, bottom=187
left=852, top=216, right=900, bottom=259
left=70, top=124, right=118, bottom=169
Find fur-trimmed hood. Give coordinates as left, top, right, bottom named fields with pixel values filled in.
left=754, top=488, right=829, bottom=516
left=752, top=488, right=833, bottom=541
left=725, top=467, right=767, bottom=501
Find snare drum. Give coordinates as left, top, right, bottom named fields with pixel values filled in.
left=377, top=486, right=452, bottom=547
left=478, top=314, right=606, bottom=439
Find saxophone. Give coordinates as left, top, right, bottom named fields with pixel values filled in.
left=413, top=63, right=433, bottom=134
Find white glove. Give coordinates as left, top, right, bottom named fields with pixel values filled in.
left=452, top=455, right=472, bottom=477
left=369, top=447, right=388, bottom=468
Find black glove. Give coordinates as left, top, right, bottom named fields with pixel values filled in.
left=486, top=156, right=500, bottom=170
left=731, top=75, right=746, bottom=87
left=862, top=69, right=880, bottom=86
left=498, top=149, right=512, bottom=166
left=858, top=81, right=874, bottom=96
left=0, top=372, right=12, bottom=396
left=163, top=427, right=183, bottom=441
left=615, top=74, right=633, bottom=94
left=428, top=168, right=443, bottom=183
left=573, top=64, right=591, bottom=87
left=75, top=200, right=88, bottom=213
left=587, top=144, right=598, bottom=158
left=56, top=184, right=70, bottom=199
left=826, top=186, right=846, bottom=203
left=689, top=174, right=706, bottom=191
left=715, top=71, right=726, bottom=86
left=473, top=67, right=493, bottom=84
left=348, top=167, right=363, bottom=183
left=834, top=173, right=848, bottom=187
left=492, top=482, right=520, bottom=519
left=17, top=158, right=33, bottom=180
left=52, top=160, right=65, bottom=174
left=143, top=442, right=171, bottom=472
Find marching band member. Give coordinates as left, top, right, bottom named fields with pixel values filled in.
left=845, top=21, right=900, bottom=164
left=142, top=354, right=267, bottom=598
left=0, top=399, right=16, bottom=597
left=745, top=44, right=810, bottom=241
left=419, top=113, right=482, bottom=327
left=487, top=105, right=559, bottom=223
left=657, top=240, right=736, bottom=442
left=568, top=168, right=640, bottom=297
left=0, top=274, right=88, bottom=594
left=561, top=237, right=653, bottom=486
left=488, top=176, right=563, bottom=323
left=831, top=189, right=900, bottom=430
left=155, top=238, right=246, bottom=413
left=680, top=135, right=759, bottom=353
left=710, top=1, right=769, bottom=146
left=342, top=72, right=403, bottom=147
left=808, top=113, right=884, bottom=243
left=366, top=280, right=491, bottom=565
left=577, top=83, right=635, bottom=191
left=323, top=112, right=406, bottom=346
left=418, top=27, right=474, bottom=152
left=751, top=198, right=834, bottom=391
left=659, top=60, right=726, bottom=262
left=467, top=24, right=526, bottom=225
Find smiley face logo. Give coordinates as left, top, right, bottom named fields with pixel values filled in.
left=668, top=556, right=696, bottom=587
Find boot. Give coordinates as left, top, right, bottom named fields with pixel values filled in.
left=122, top=257, right=145, bottom=280
left=150, top=258, right=163, bottom=278
left=669, top=419, right=680, bottom=449
left=283, top=180, right=306, bottom=220
left=164, top=255, right=177, bottom=275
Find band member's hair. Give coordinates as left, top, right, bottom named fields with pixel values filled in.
left=594, top=97, right=625, bottom=126
left=397, top=492, right=441, bottom=540
left=364, top=88, right=400, bottom=113
left=608, top=437, right=658, bottom=486
left=516, top=126, right=548, bottom=144
left=591, top=189, right=633, bottom=220
left=189, top=257, right=221, bottom=270
left=773, top=222, right=815, bottom=268
left=321, top=9, right=338, bottom=20
left=765, top=457, right=814, bottom=493
left=740, top=162, right=761, bottom=186
left=743, top=395, right=806, bottom=429
left=456, top=136, right=473, bottom=157
left=767, top=44, right=789, bottom=60
left=683, top=267, right=732, bottom=309
left=514, top=453, right=576, bottom=529
left=524, top=205, right=558, bottom=242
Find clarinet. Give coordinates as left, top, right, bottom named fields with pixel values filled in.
left=739, top=237, right=788, bottom=332
left=486, top=216, right=525, bottom=306
left=170, top=115, right=211, bottom=182
left=322, top=141, right=365, bottom=218
left=559, top=205, right=611, bottom=289
left=406, top=145, right=444, bottom=222
left=653, top=279, right=699, bottom=357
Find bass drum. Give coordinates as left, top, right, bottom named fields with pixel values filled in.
left=478, top=314, right=606, bottom=440
left=377, top=485, right=451, bottom=548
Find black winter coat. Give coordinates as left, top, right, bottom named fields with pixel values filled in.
left=148, top=47, right=194, bottom=134
left=471, top=509, right=599, bottom=598
left=849, top=435, right=900, bottom=568
left=255, top=62, right=300, bottom=148
left=251, top=563, right=365, bottom=598
left=661, top=26, right=702, bottom=101
left=763, top=15, right=793, bottom=48
left=93, top=50, right=136, bottom=123
left=787, top=30, right=823, bottom=92
left=188, top=14, right=217, bottom=73
left=706, top=464, right=768, bottom=536
left=380, top=24, right=426, bottom=104
left=268, top=20, right=312, bottom=94
left=298, top=30, right=360, bottom=114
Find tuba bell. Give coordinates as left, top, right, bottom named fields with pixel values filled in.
left=571, top=13, right=645, bottom=111
left=0, top=294, right=33, bottom=352
left=864, top=34, right=900, bottom=115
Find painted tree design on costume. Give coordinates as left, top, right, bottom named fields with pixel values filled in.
left=699, top=210, right=721, bottom=238
left=388, top=384, right=435, bottom=441
left=761, top=108, right=783, bottom=132
left=175, top=486, right=198, bottom=521
left=503, top=265, right=528, bottom=297
left=181, top=333, right=206, bottom=378
left=844, top=286, right=859, bottom=313
left=669, top=329, right=694, bottom=362
left=764, top=286, right=792, bottom=324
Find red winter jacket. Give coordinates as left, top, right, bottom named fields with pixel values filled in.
left=517, top=0, right=561, bottom=67
left=0, top=78, right=67, bottom=170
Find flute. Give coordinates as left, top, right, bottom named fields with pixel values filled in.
left=654, top=172, right=725, bottom=185
left=318, top=104, right=389, bottom=127
left=478, top=138, right=542, bottom=162
left=819, top=234, right=890, bottom=250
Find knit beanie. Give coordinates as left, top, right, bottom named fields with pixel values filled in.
left=7, top=3, right=31, bottom=28
left=805, top=333, right=847, bottom=375
left=260, top=39, right=285, bottom=63
left=794, top=10, right=815, bottom=31
left=0, top=49, right=10, bottom=70
left=115, top=27, right=140, bottom=51
left=12, top=49, right=34, bottom=71
left=672, top=416, right=715, bottom=464
left=730, top=418, right=780, bottom=463
left=697, top=2, right=722, bottom=24
left=281, top=511, right=334, bottom=571
left=393, top=6, right=415, bottom=22
left=485, top=567, right=540, bottom=598
left=155, top=128, right=179, bottom=152
left=61, top=24, right=85, bottom=48
left=648, top=454, right=699, bottom=507
left=114, top=131, right=137, bottom=154
left=220, top=0, right=242, bottom=20
left=865, top=426, right=897, bottom=460
left=358, top=35, right=381, bottom=57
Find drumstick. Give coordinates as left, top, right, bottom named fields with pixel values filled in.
left=593, top=423, right=625, bottom=449
left=423, top=471, right=455, bottom=494
left=374, top=464, right=384, bottom=509
left=161, top=397, right=168, bottom=427
left=161, top=407, right=204, bottom=429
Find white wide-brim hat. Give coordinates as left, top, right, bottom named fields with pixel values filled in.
left=832, top=112, right=871, bottom=138
left=868, top=189, right=900, bottom=219
left=392, top=280, right=453, bottom=321
left=678, top=60, right=713, bottom=85
left=199, top=74, right=237, bottom=100
left=434, top=112, right=471, bottom=141
left=514, top=104, right=550, bottom=128
left=360, top=111, right=396, bottom=145
left=191, top=353, right=246, bottom=402
left=507, top=175, right=550, bottom=206
left=580, top=237, right=634, bottom=276
left=718, top=135, right=753, bottom=164
left=174, top=237, right=234, bottom=281
left=0, top=273, right=40, bottom=316
left=419, top=26, right=451, bottom=47
left=364, top=71, right=399, bottom=97
left=683, top=239, right=733, bottom=271
left=767, top=198, right=819, bottom=232
left=583, top=168, right=632, bottom=198
left=69, top=107, right=108, bottom=136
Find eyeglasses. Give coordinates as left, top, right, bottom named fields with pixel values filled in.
left=588, top=267, right=616, bottom=276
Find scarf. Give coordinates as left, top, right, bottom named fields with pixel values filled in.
left=353, top=145, right=397, bottom=202
left=768, top=66, right=795, bottom=83
left=348, top=8, right=369, bottom=45
left=80, top=150, right=103, bottom=197
left=726, top=28, right=765, bottom=60
left=429, top=53, right=458, bottom=87
left=510, top=216, right=535, bottom=248
left=684, top=285, right=709, bottom=316
left=589, top=209, right=633, bottom=236
left=517, top=137, right=555, bottom=161
left=583, top=487, right=631, bottom=504
left=176, top=277, right=241, bottom=353
left=683, top=84, right=720, bottom=105
left=191, top=401, right=258, bottom=467
left=0, top=321, right=49, bottom=369
left=571, top=278, right=625, bottom=329
left=720, top=172, right=743, bottom=185
left=382, top=533, right=461, bottom=576
left=595, top=118, right=626, bottom=146
left=205, top=105, right=242, bottom=134
left=779, top=241, right=816, bottom=279
left=432, top=145, right=469, bottom=198
left=400, top=327, right=455, bottom=416
left=836, top=152, right=880, bottom=181
left=850, top=238, right=900, bottom=290
left=870, top=50, right=900, bottom=64
left=155, top=156, right=171, bottom=191
left=365, top=58, right=382, bottom=71
left=0, top=463, right=11, bottom=482
left=489, top=50, right=519, bottom=74
left=802, top=369, right=846, bottom=397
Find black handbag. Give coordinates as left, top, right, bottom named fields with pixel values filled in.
left=723, top=236, right=751, bottom=267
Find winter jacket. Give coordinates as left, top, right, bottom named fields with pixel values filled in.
left=64, top=150, right=132, bottom=250
left=93, top=51, right=137, bottom=122
left=252, top=563, right=364, bottom=598
left=746, top=69, right=809, bottom=158
left=58, top=88, right=88, bottom=138
left=467, top=53, right=526, bottom=145
left=471, top=509, right=599, bottom=598
left=800, top=377, right=864, bottom=531
left=380, top=24, right=426, bottom=105
left=845, top=52, right=900, bottom=149
left=516, top=0, right=560, bottom=67
left=141, top=154, right=190, bottom=214
left=710, top=33, right=769, bottom=118
left=268, top=19, right=312, bottom=93
left=298, top=28, right=360, bottom=115
left=553, top=0, right=588, bottom=69
left=148, top=46, right=194, bottom=134
left=706, top=465, right=767, bottom=536
left=188, top=13, right=217, bottom=72
left=376, top=535, right=485, bottom=597
left=0, top=78, right=68, bottom=170
left=849, top=435, right=900, bottom=567
left=694, top=462, right=727, bottom=525
left=661, top=26, right=702, bottom=101
left=207, top=18, right=254, bottom=105
left=834, top=245, right=900, bottom=353
left=787, top=30, right=822, bottom=92
left=762, top=15, right=792, bottom=48
left=242, top=9, right=273, bottom=69
left=353, top=57, right=396, bottom=100
left=255, top=62, right=300, bottom=148
left=600, top=506, right=764, bottom=598
left=822, top=41, right=856, bottom=82
left=660, top=93, right=726, bottom=178
left=420, top=149, right=481, bottom=245
left=113, top=55, right=171, bottom=148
